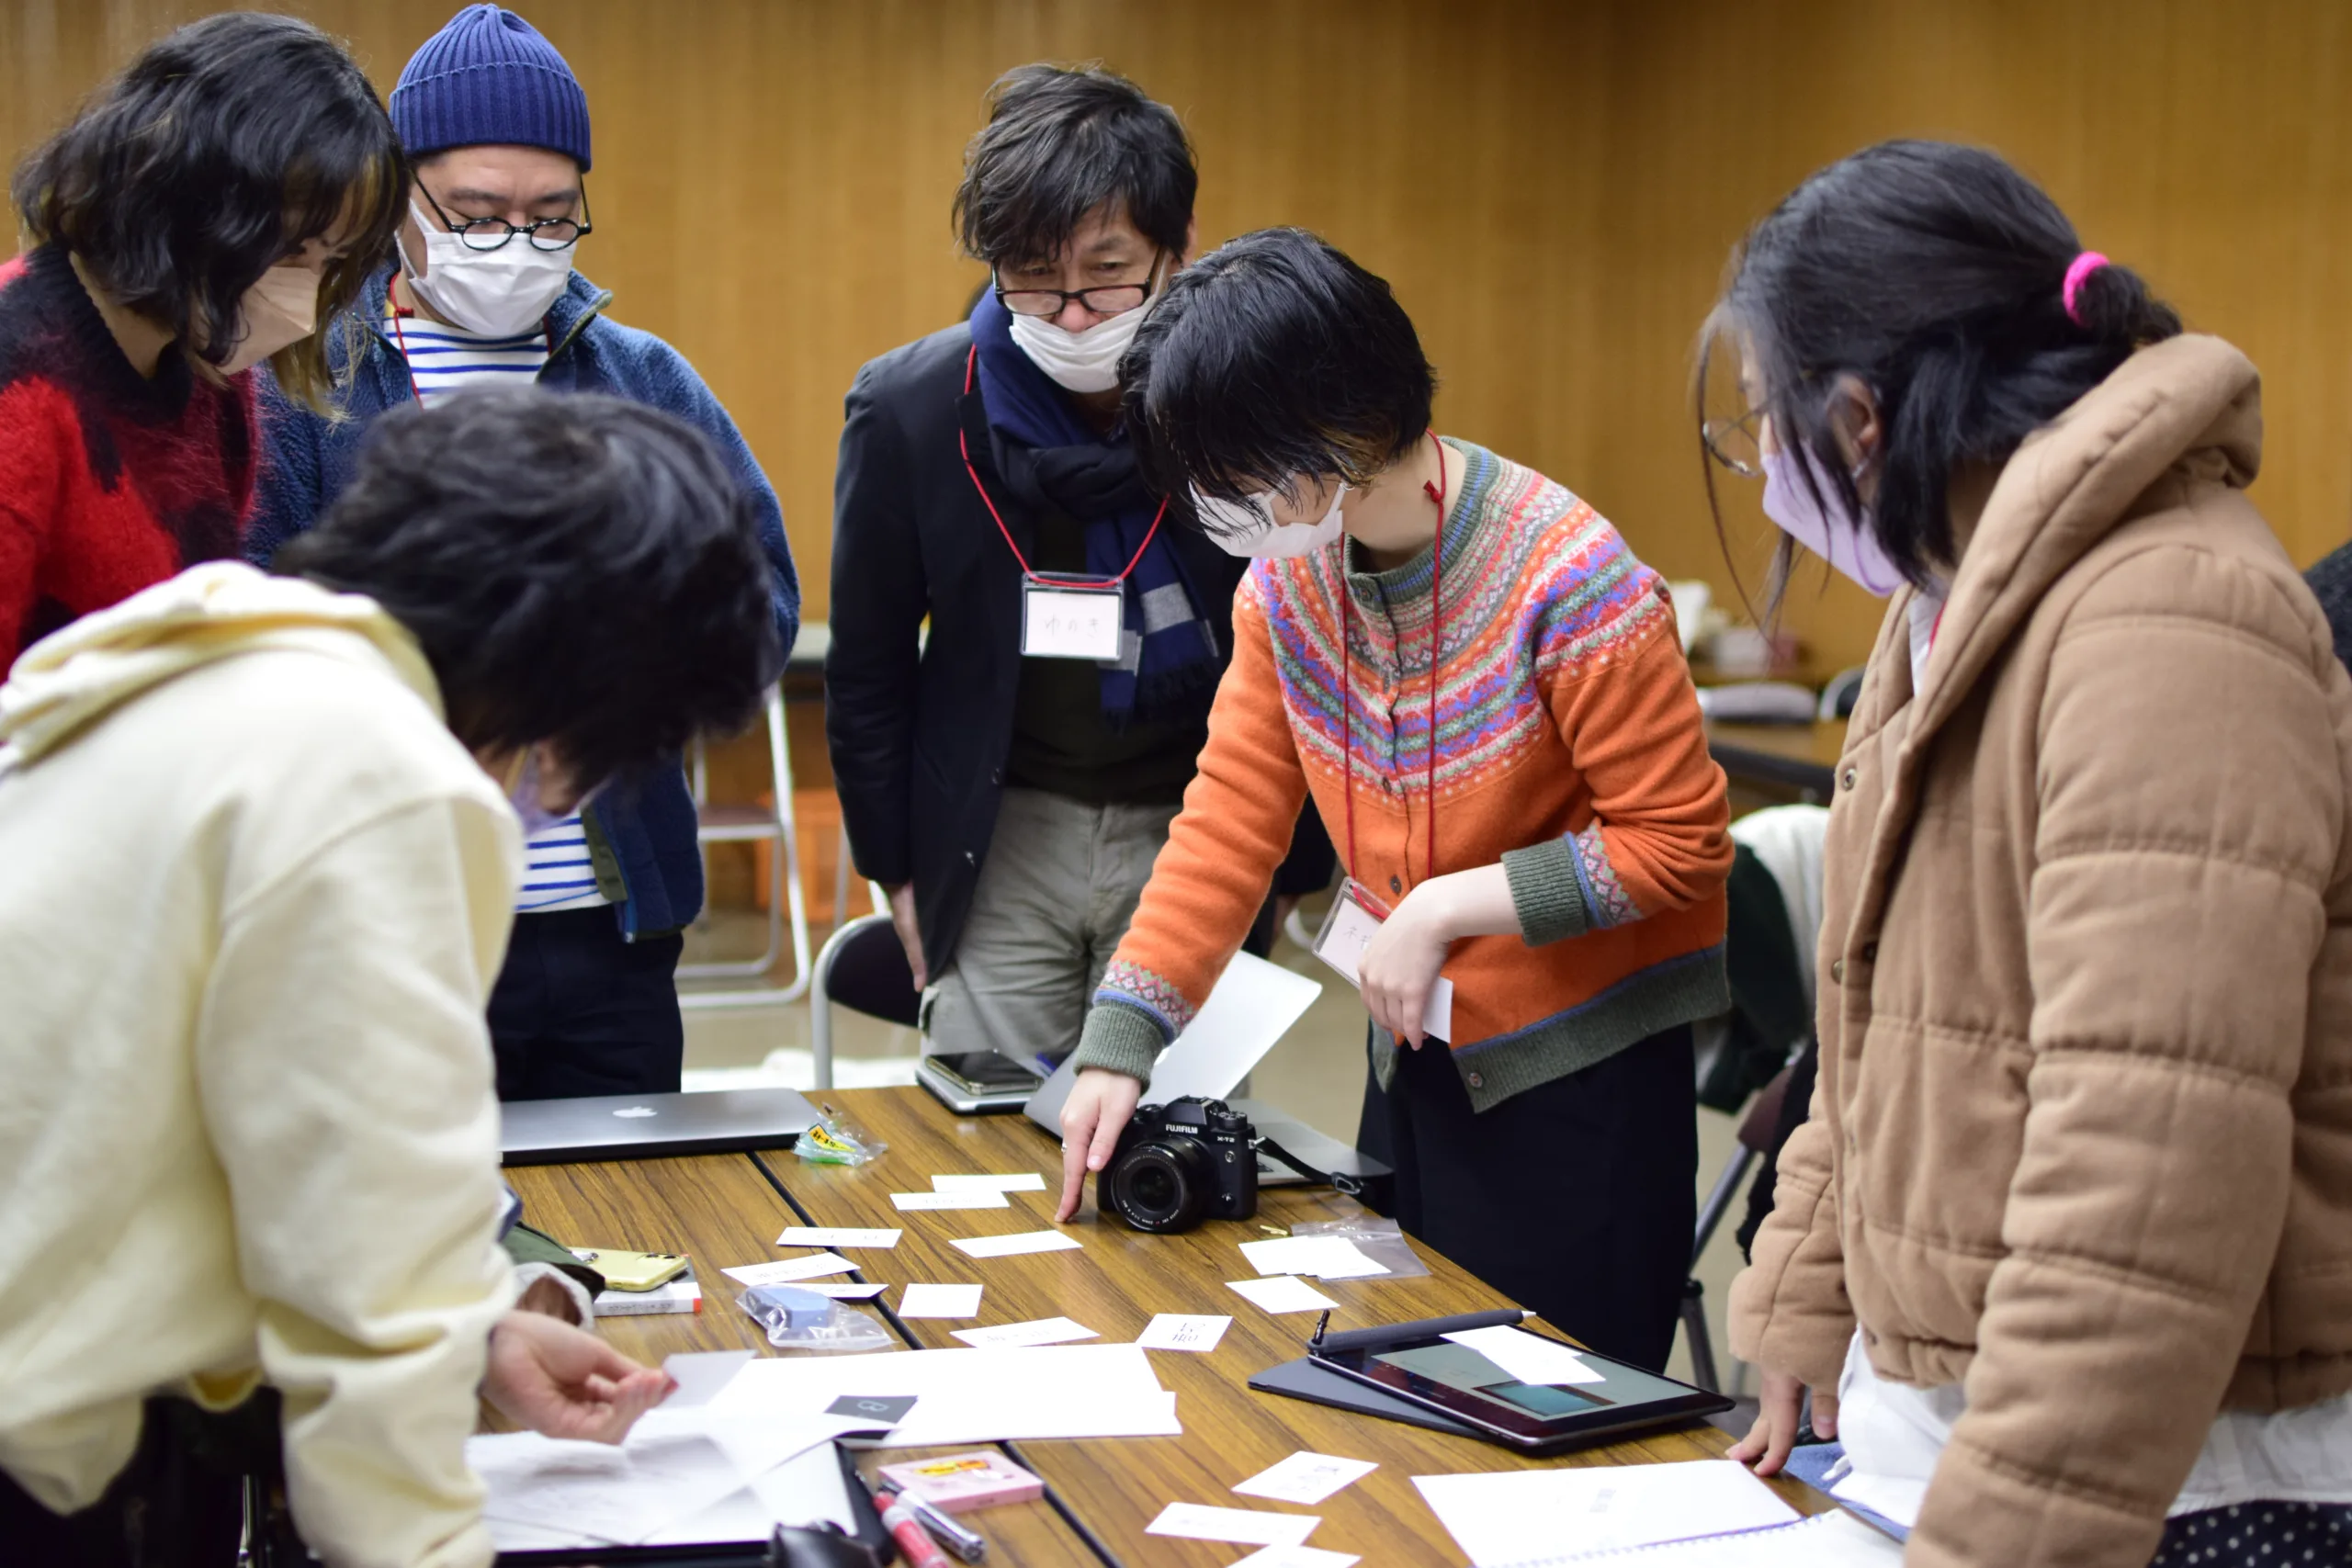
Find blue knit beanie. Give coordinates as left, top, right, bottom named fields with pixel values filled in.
left=390, top=5, right=591, bottom=171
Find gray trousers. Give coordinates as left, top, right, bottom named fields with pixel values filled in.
left=921, top=786, right=1182, bottom=1062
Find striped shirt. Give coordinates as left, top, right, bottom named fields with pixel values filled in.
left=390, top=295, right=611, bottom=914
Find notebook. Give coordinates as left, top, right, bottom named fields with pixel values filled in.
left=1543, top=1510, right=1903, bottom=1564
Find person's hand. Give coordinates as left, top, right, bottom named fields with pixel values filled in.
left=885, top=882, right=927, bottom=990
left=1726, top=1369, right=1838, bottom=1476
left=1358, top=880, right=1459, bottom=1048
left=483, top=1308, right=675, bottom=1445
left=1056, top=1067, right=1145, bottom=1222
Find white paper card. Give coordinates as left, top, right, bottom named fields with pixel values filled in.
left=891, top=1190, right=1011, bottom=1211
left=1234, top=1547, right=1362, bottom=1568
left=1411, top=1460, right=1799, bottom=1564
left=1146, top=1503, right=1321, bottom=1548
left=1022, top=581, right=1124, bottom=660
left=708, top=1343, right=1178, bottom=1448
left=1441, top=1325, right=1603, bottom=1386
left=899, top=1283, right=983, bottom=1319
left=950, top=1229, right=1083, bottom=1258
left=951, top=1315, right=1098, bottom=1348
left=933, top=1172, right=1046, bottom=1192
left=775, top=1227, right=900, bottom=1249
left=721, top=1254, right=857, bottom=1287
left=1232, top=1451, right=1378, bottom=1506
left=1136, top=1314, right=1231, bottom=1352
left=798, top=1281, right=888, bottom=1300
left=1312, top=888, right=1455, bottom=1039
left=1239, top=1235, right=1386, bottom=1280
left=1227, top=1275, right=1340, bottom=1314
left=660, top=1350, right=754, bottom=1411
left=1146, top=950, right=1323, bottom=1103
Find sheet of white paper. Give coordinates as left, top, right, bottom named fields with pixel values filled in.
left=1440, top=1325, right=1603, bottom=1386
left=933, top=1172, right=1047, bottom=1192
left=468, top=1428, right=752, bottom=1546
left=951, top=1315, right=1098, bottom=1348
left=1233, top=1547, right=1363, bottom=1568
left=1239, top=1235, right=1387, bottom=1280
left=776, top=1226, right=901, bottom=1249
left=1136, top=1314, right=1231, bottom=1352
left=1510, top=1512, right=1904, bottom=1566
left=1411, top=1460, right=1799, bottom=1563
left=1232, top=1451, right=1378, bottom=1506
left=707, top=1343, right=1179, bottom=1447
left=661, top=1350, right=754, bottom=1410
left=640, top=1434, right=866, bottom=1548
left=950, top=1228, right=1082, bottom=1258
left=1227, top=1275, right=1340, bottom=1314
left=1146, top=1502, right=1321, bottom=1547
left=798, top=1280, right=889, bottom=1299
left=1832, top=1470, right=1928, bottom=1528
left=1311, top=896, right=1454, bottom=1040
left=1146, top=951, right=1324, bottom=1102
left=899, top=1282, right=983, bottom=1319
left=892, top=1189, right=1011, bottom=1211
left=721, top=1253, right=858, bottom=1287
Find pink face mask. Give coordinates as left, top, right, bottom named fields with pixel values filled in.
left=1760, top=444, right=1905, bottom=597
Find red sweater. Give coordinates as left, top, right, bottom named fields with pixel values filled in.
left=0, top=244, right=257, bottom=667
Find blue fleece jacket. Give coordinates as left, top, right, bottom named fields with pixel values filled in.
left=247, top=267, right=800, bottom=940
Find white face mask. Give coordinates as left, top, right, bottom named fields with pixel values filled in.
left=218, top=265, right=319, bottom=375
left=1195, top=479, right=1349, bottom=559
left=399, top=201, right=573, bottom=337
left=1006, top=296, right=1150, bottom=393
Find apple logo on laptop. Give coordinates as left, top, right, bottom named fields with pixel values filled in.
left=612, top=1106, right=659, bottom=1119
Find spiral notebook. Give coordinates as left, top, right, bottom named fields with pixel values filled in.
left=1543, top=1510, right=1901, bottom=1564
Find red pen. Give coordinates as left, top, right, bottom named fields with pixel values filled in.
left=875, top=1486, right=954, bottom=1568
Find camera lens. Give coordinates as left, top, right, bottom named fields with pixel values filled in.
left=1107, top=1138, right=1212, bottom=1233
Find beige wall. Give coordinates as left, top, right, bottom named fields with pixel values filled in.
left=7, top=0, right=2347, bottom=671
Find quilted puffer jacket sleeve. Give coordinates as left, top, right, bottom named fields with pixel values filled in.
left=1726, top=1067, right=1854, bottom=1392
left=1907, top=545, right=2340, bottom=1568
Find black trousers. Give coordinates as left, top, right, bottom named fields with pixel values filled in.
left=1358, top=1024, right=1697, bottom=1371
left=0, top=1395, right=288, bottom=1568
left=488, top=907, right=685, bottom=1101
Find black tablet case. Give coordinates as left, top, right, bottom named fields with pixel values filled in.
left=1249, top=1357, right=1485, bottom=1438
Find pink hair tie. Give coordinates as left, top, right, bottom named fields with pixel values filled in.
left=2062, top=251, right=2110, bottom=325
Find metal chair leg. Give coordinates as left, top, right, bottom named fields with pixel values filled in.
left=676, top=685, right=812, bottom=998
left=1681, top=1277, right=1722, bottom=1393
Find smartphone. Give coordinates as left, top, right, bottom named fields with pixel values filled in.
left=574, top=1249, right=689, bottom=1292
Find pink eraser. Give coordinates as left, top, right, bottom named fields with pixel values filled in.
left=875, top=1450, right=1045, bottom=1513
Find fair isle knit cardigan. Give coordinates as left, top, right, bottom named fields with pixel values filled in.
left=1070, top=439, right=1732, bottom=1111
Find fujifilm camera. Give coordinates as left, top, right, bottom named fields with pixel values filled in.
left=1102, top=1095, right=1258, bottom=1233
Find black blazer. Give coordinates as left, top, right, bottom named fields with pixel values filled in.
left=824, top=322, right=1253, bottom=976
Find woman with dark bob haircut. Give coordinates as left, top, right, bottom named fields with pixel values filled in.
left=1713, top=141, right=2352, bottom=1565
left=1051, top=227, right=1735, bottom=1371
left=0, top=10, right=404, bottom=667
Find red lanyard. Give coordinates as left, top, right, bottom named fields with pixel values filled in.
left=385, top=277, right=556, bottom=404
left=957, top=345, right=1168, bottom=587
left=1341, top=429, right=1449, bottom=893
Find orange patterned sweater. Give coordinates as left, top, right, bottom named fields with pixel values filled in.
left=1069, top=439, right=1731, bottom=1111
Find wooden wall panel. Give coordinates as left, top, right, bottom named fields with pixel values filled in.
left=6, top=1, right=2348, bottom=673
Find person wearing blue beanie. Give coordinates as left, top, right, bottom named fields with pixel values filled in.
left=248, top=4, right=800, bottom=1103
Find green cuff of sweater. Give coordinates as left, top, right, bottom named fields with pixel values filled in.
left=1502, top=838, right=1592, bottom=947
left=1069, top=1000, right=1166, bottom=1083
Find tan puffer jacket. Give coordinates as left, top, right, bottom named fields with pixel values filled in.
left=1727, top=334, right=2352, bottom=1568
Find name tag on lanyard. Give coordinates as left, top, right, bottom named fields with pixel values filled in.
left=1021, top=577, right=1125, bottom=661
left=1311, top=877, right=1456, bottom=1041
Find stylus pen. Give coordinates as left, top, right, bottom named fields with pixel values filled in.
left=905, top=1495, right=987, bottom=1562
left=1313, top=1307, right=1534, bottom=1353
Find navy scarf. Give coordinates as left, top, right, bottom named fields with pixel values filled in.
left=967, top=291, right=1219, bottom=727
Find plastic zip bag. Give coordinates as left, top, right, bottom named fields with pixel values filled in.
left=1288, top=1215, right=1430, bottom=1279
left=737, top=1285, right=897, bottom=1352
left=796, top=1103, right=887, bottom=1167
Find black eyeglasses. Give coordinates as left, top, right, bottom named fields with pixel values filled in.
left=420, top=180, right=594, bottom=254
left=1702, top=406, right=1768, bottom=479
left=993, top=252, right=1164, bottom=319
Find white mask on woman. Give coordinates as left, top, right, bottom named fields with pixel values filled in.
left=399, top=202, right=573, bottom=337
left=218, top=265, right=319, bottom=375
left=1195, top=479, right=1349, bottom=559
left=1760, top=444, right=1905, bottom=597
left=1007, top=298, right=1149, bottom=394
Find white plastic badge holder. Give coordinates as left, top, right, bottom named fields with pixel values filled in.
left=1312, top=879, right=1454, bottom=1039
left=1022, top=577, right=1125, bottom=660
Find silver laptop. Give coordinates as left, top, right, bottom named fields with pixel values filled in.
left=501, top=1087, right=820, bottom=1166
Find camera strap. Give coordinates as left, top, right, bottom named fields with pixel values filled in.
left=1253, top=1136, right=1369, bottom=1198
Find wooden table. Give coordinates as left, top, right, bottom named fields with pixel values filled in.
left=743, top=1087, right=1825, bottom=1567
left=1707, top=718, right=1847, bottom=803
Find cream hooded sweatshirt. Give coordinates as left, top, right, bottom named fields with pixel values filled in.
left=0, top=563, right=525, bottom=1568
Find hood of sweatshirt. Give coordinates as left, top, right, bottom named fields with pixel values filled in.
left=0, top=562, right=442, bottom=768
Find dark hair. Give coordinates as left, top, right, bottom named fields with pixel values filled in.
left=12, top=11, right=405, bottom=412
left=1701, top=139, right=2182, bottom=599
left=275, top=389, right=780, bottom=787
left=954, top=63, right=1195, bottom=267
left=1122, top=228, right=1435, bottom=529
